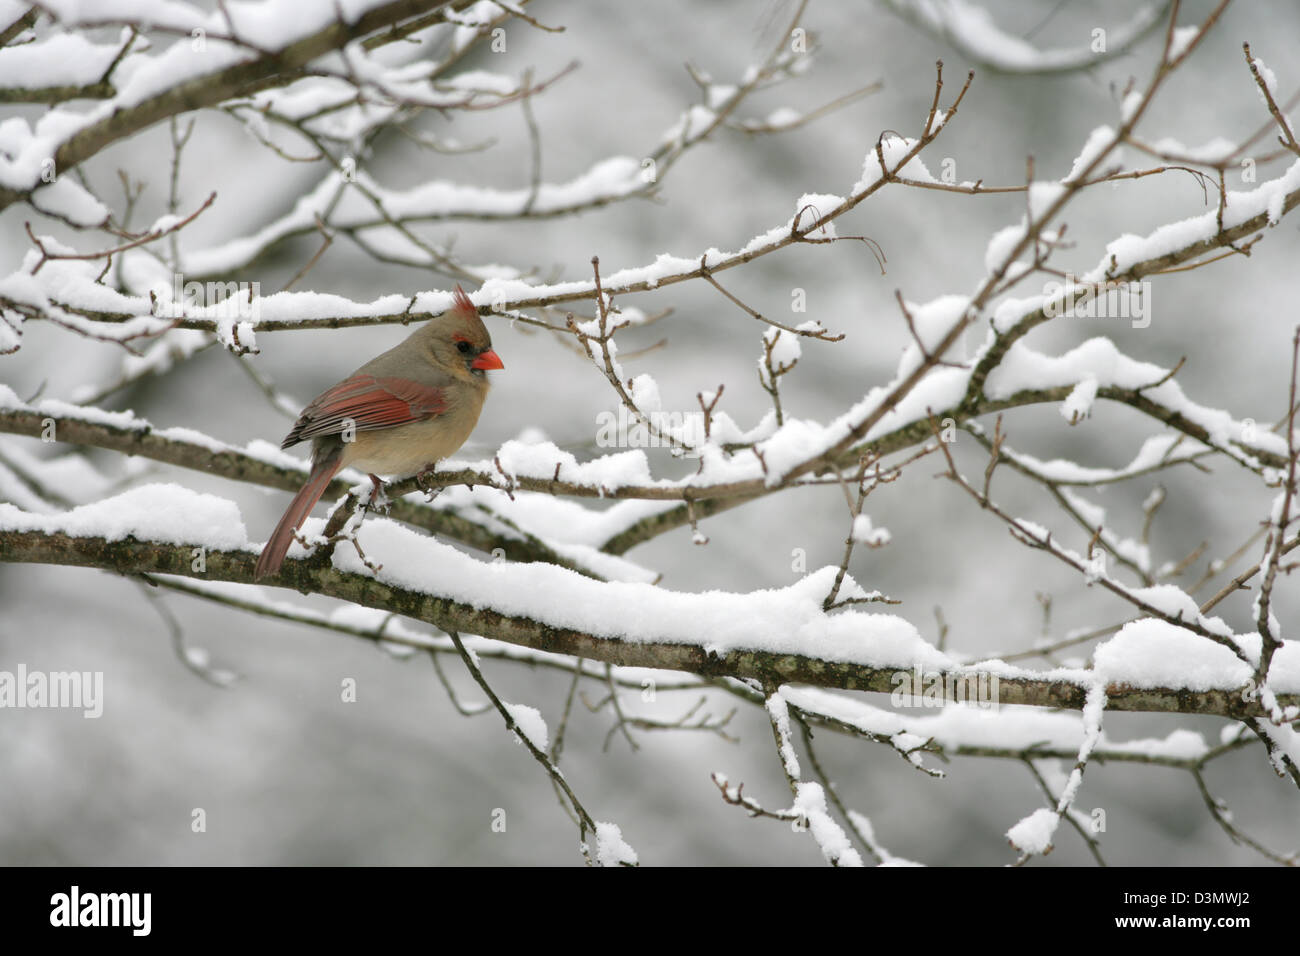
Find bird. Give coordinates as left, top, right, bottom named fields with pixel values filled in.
left=253, top=285, right=503, bottom=579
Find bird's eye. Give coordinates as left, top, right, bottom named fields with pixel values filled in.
left=456, top=340, right=472, bottom=354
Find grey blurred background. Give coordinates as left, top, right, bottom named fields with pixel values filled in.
left=1, top=0, right=1297, bottom=865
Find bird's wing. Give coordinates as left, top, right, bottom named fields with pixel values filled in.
left=281, top=374, right=449, bottom=448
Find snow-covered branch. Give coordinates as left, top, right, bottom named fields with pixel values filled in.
left=1, top=494, right=1296, bottom=722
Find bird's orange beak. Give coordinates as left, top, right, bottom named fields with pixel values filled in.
left=472, top=349, right=504, bottom=371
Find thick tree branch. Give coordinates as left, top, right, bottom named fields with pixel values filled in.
left=1, top=528, right=1293, bottom=721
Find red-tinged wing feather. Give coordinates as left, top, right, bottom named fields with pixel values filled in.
left=282, top=374, right=448, bottom=448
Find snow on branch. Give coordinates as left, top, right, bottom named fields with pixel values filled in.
left=2, top=485, right=1297, bottom=721
left=5, top=0, right=1300, bottom=865
left=881, top=0, right=1173, bottom=75
left=0, top=385, right=646, bottom=580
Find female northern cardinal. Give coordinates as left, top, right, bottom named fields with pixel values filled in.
left=254, top=286, right=503, bottom=579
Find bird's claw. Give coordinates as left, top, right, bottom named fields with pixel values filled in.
left=416, top=464, right=442, bottom=500
left=365, top=473, right=391, bottom=511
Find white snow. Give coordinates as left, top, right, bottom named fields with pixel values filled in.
left=882, top=0, right=1166, bottom=73
left=0, top=483, right=248, bottom=549
left=1120, top=91, right=1145, bottom=124
left=851, top=514, right=891, bottom=547
left=794, top=781, right=863, bottom=867
left=1060, top=375, right=1098, bottom=424
left=1006, top=807, right=1058, bottom=854
left=1064, top=126, right=1117, bottom=182
left=592, top=821, right=638, bottom=866
left=1169, top=25, right=1200, bottom=60
left=504, top=702, right=549, bottom=751
left=1093, top=620, right=1255, bottom=691
left=783, top=687, right=1218, bottom=762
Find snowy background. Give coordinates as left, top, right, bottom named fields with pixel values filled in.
left=1, top=0, right=1298, bottom=864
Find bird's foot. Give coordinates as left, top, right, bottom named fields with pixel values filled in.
left=365, top=473, right=391, bottom=511
left=415, top=463, right=442, bottom=501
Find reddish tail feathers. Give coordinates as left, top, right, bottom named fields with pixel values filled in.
left=254, top=451, right=342, bottom=579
